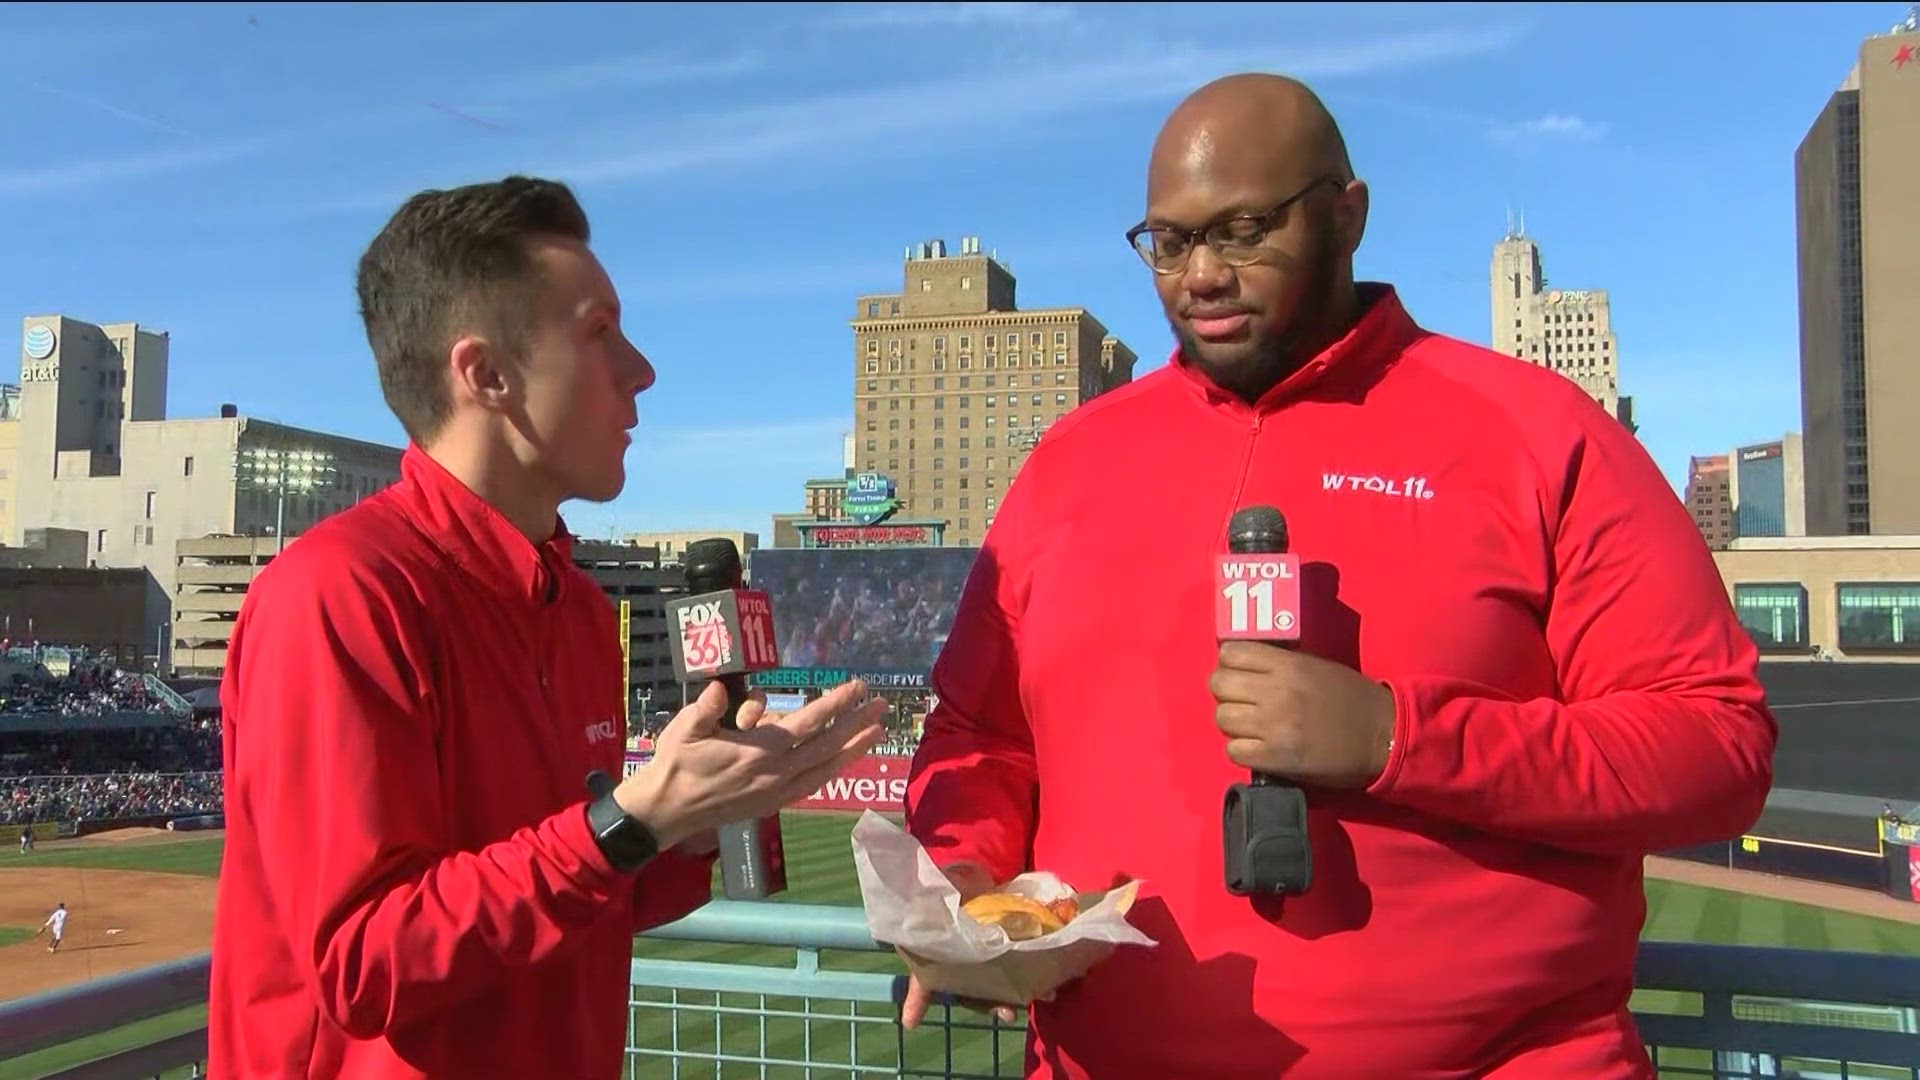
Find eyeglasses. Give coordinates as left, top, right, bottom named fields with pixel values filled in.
left=1125, top=176, right=1345, bottom=275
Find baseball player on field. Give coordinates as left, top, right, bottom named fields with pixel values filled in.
left=36, top=902, right=67, bottom=954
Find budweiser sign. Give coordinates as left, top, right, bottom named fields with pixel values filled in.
left=798, top=755, right=907, bottom=812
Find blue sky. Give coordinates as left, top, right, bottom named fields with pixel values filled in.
left=2, top=1, right=1905, bottom=540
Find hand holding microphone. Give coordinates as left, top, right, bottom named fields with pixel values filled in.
left=1208, top=642, right=1395, bottom=791
left=1213, top=506, right=1389, bottom=898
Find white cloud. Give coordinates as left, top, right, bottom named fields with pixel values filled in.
left=832, top=2, right=1080, bottom=28
left=558, top=26, right=1525, bottom=187
left=0, top=142, right=261, bottom=199
left=1489, top=113, right=1609, bottom=141
left=477, top=53, right=764, bottom=108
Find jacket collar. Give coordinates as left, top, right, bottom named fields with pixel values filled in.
left=1170, top=282, right=1423, bottom=415
left=394, top=444, right=575, bottom=606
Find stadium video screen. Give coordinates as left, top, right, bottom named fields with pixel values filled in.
left=746, top=547, right=979, bottom=681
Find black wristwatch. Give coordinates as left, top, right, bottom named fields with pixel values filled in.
left=584, top=772, right=660, bottom=873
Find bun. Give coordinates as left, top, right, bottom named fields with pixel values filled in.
left=963, top=892, right=1073, bottom=941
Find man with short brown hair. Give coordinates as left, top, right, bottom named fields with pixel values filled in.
left=211, top=175, right=886, bottom=1079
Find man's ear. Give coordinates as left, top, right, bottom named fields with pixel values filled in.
left=448, top=335, right=517, bottom=415
left=1334, top=179, right=1369, bottom=259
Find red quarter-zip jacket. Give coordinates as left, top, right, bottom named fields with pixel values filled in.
left=905, top=285, right=1776, bottom=1080
left=209, top=446, right=716, bottom=1080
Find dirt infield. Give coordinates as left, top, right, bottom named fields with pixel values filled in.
left=63, top=826, right=224, bottom=848
left=1645, top=855, right=1920, bottom=924
left=0, top=866, right=216, bottom=1001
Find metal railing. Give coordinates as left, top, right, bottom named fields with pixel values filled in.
left=3, top=904, right=1918, bottom=1080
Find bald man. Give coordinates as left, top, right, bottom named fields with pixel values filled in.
left=900, top=75, right=1774, bottom=1079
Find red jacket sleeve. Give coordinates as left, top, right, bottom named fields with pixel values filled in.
left=569, top=575, right=716, bottom=933
left=228, top=547, right=637, bottom=1041
left=904, top=462, right=1044, bottom=885
left=630, top=850, right=715, bottom=931
left=1369, top=397, right=1777, bottom=856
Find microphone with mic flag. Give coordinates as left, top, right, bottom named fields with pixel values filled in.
left=1216, top=505, right=1314, bottom=897
left=665, top=537, right=788, bottom=900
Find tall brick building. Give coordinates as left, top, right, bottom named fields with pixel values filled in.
left=848, top=238, right=1137, bottom=547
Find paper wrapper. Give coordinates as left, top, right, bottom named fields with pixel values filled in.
left=850, top=811, right=1157, bottom=1006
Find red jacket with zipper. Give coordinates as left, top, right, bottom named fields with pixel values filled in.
left=905, top=285, right=1776, bottom=1080
left=209, top=446, right=715, bottom=1080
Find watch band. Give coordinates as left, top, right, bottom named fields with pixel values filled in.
left=584, top=785, right=660, bottom=873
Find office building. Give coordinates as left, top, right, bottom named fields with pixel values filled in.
left=1795, top=12, right=1920, bottom=535
left=1686, top=454, right=1733, bottom=551
left=618, top=530, right=757, bottom=564
left=1490, top=223, right=1635, bottom=430
left=174, top=537, right=686, bottom=702
left=1729, top=434, right=1807, bottom=540
left=1716, top=534, right=1920, bottom=659
left=849, top=237, right=1138, bottom=547
left=8, top=314, right=403, bottom=647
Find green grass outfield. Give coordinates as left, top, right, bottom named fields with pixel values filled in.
left=2, top=815, right=1918, bottom=1079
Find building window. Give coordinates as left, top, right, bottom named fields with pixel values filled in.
left=95, top=529, right=106, bottom=552
left=1837, top=583, right=1920, bottom=650
left=1053, top=331, right=1067, bottom=345
left=1732, top=584, right=1808, bottom=651
left=145, top=491, right=157, bottom=519
left=183, top=456, right=195, bottom=477
left=866, top=360, right=878, bottom=374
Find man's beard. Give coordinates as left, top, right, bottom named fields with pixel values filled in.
left=1172, top=223, right=1342, bottom=403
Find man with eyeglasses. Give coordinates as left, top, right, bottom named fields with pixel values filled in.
left=899, top=73, right=1775, bottom=1078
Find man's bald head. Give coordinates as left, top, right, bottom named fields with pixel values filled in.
left=1135, top=73, right=1369, bottom=404
left=1149, top=74, right=1352, bottom=199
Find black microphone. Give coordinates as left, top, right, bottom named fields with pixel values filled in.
left=1218, top=506, right=1314, bottom=897
left=667, top=537, right=787, bottom=900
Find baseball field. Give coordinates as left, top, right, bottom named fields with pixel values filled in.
left=3, top=816, right=1918, bottom=1080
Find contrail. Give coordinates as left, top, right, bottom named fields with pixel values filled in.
left=427, top=102, right=507, bottom=132
left=27, top=81, right=199, bottom=140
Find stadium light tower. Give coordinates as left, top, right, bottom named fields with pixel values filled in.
left=237, top=445, right=335, bottom=554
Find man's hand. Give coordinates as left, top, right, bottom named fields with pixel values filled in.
left=614, top=679, right=888, bottom=848
left=1207, top=642, right=1397, bottom=790
left=900, top=862, right=1021, bottom=1030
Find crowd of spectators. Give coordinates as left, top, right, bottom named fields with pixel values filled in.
left=755, top=549, right=973, bottom=671
left=5, top=769, right=222, bottom=828
left=2, top=654, right=221, bottom=826
left=0, top=665, right=176, bottom=720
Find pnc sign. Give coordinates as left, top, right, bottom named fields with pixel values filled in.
left=844, top=471, right=900, bottom=526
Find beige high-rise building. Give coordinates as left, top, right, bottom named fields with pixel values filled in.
left=1795, top=13, right=1920, bottom=536
left=7, top=314, right=403, bottom=654
left=849, top=237, right=1137, bottom=547
left=1489, top=225, right=1635, bottom=431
